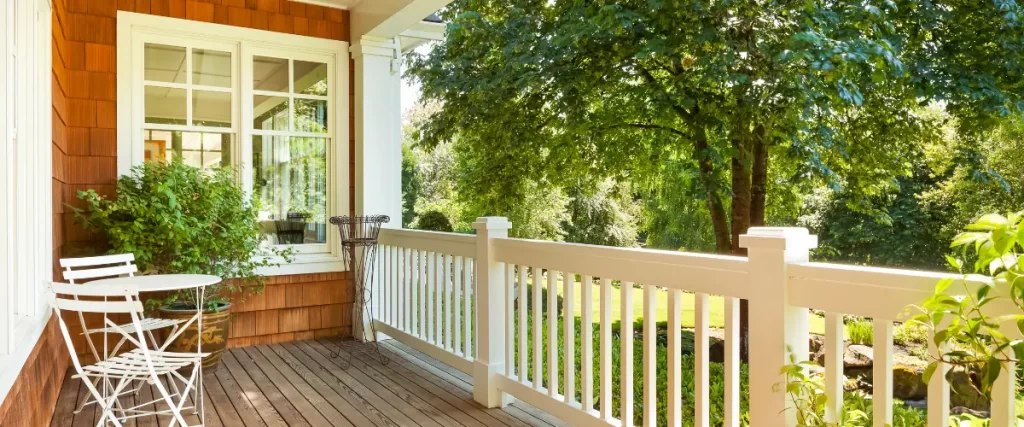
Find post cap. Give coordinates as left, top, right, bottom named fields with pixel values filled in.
left=738, top=227, right=818, bottom=251
left=472, top=217, right=512, bottom=231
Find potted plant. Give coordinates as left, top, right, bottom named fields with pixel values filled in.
left=73, top=160, right=292, bottom=369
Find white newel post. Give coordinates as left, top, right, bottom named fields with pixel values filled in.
left=472, top=217, right=513, bottom=408
left=352, top=36, right=403, bottom=342
left=739, top=227, right=817, bottom=427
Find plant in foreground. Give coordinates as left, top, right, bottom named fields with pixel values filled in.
left=910, top=211, right=1024, bottom=398
left=74, top=161, right=294, bottom=311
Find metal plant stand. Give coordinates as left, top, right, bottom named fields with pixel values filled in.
left=329, top=215, right=390, bottom=367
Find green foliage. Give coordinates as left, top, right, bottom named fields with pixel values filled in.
left=911, top=211, right=1024, bottom=397
left=562, top=179, right=640, bottom=247
left=847, top=321, right=874, bottom=346
left=401, top=142, right=421, bottom=228
left=409, top=0, right=1024, bottom=252
left=414, top=210, right=454, bottom=232
left=73, top=161, right=292, bottom=311
left=893, top=322, right=929, bottom=346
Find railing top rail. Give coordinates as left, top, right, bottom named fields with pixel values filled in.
left=378, top=228, right=477, bottom=257
left=789, top=262, right=996, bottom=321
left=493, top=237, right=751, bottom=298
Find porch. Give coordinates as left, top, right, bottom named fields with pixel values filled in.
left=50, top=339, right=564, bottom=427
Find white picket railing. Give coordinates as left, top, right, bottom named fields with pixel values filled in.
left=372, top=218, right=1015, bottom=427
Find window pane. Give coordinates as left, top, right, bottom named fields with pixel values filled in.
left=193, top=90, right=232, bottom=127
left=145, top=43, right=186, bottom=83
left=253, top=56, right=289, bottom=93
left=192, top=49, right=231, bottom=87
left=294, top=99, right=327, bottom=133
left=144, top=130, right=233, bottom=169
left=294, top=60, right=327, bottom=95
left=145, top=86, right=187, bottom=125
left=254, top=95, right=289, bottom=131
left=253, top=135, right=328, bottom=245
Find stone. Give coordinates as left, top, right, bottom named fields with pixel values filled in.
left=891, top=365, right=927, bottom=400
left=845, top=345, right=874, bottom=369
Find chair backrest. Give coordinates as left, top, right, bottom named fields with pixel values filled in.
left=48, top=281, right=147, bottom=374
left=60, top=254, right=137, bottom=284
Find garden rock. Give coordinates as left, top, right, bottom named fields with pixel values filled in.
left=845, top=345, right=874, bottom=368
left=891, top=365, right=927, bottom=400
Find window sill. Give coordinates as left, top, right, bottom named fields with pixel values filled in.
left=255, top=253, right=347, bottom=276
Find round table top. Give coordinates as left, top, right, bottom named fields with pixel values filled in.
left=91, top=274, right=222, bottom=292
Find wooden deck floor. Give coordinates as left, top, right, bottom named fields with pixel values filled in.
left=50, top=339, right=568, bottom=427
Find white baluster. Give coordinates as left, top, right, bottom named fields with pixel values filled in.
left=548, top=270, right=559, bottom=397
left=621, top=281, right=634, bottom=427
left=667, top=289, right=682, bottom=427
left=505, top=263, right=515, bottom=377
left=600, top=277, right=613, bottom=420
left=581, top=275, right=594, bottom=412
left=435, top=252, right=443, bottom=345
left=642, top=285, right=656, bottom=427
left=518, top=264, right=527, bottom=382
left=464, top=257, right=473, bottom=358
left=533, top=267, right=543, bottom=391
left=694, top=292, right=709, bottom=427
left=563, top=271, right=575, bottom=404
left=926, top=324, right=949, bottom=427
left=445, top=253, right=453, bottom=351
left=824, top=312, right=844, bottom=424
left=724, top=296, right=740, bottom=427
left=873, top=320, right=894, bottom=427
left=991, top=355, right=1017, bottom=426
left=414, top=249, right=421, bottom=337
left=454, top=256, right=463, bottom=356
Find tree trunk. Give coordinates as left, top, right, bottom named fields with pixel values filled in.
left=751, top=125, right=769, bottom=227
left=730, top=133, right=754, bottom=361
left=694, top=131, right=731, bottom=252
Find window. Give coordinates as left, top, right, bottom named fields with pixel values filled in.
left=118, top=12, right=349, bottom=272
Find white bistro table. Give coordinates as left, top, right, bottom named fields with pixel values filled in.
left=91, top=273, right=222, bottom=420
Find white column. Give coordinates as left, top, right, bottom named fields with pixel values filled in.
left=471, top=217, right=513, bottom=408
left=739, top=227, right=816, bottom=427
left=352, top=36, right=404, bottom=341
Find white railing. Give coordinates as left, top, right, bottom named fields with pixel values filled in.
left=372, top=218, right=1016, bottom=427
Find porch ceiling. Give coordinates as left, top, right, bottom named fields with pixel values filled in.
left=293, top=0, right=366, bottom=10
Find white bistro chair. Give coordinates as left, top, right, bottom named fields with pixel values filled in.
left=49, top=281, right=208, bottom=427
left=60, top=254, right=188, bottom=414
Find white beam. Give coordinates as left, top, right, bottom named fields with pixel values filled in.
left=351, top=0, right=452, bottom=39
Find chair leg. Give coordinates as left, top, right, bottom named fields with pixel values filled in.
left=151, top=371, right=192, bottom=427
left=74, top=376, right=102, bottom=414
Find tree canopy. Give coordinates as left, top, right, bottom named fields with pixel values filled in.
left=407, top=0, right=1024, bottom=254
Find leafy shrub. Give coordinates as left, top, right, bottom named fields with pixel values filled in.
left=415, top=210, right=454, bottom=232
left=893, top=322, right=928, bottom=346
left=74, top=161, right=291, bottom=310
left=847, top=320, right=874, bottom=345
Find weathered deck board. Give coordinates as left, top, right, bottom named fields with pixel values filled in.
left=50, top=340, right=567, bottom=427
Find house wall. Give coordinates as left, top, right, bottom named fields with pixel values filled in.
left=55, top=0, right=356, bottom=359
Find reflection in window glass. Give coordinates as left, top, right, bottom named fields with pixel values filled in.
left=254, top=95, right=289, bottom=131
left=252, top=136, right=328, bottom=245
left=253, top=56, right=289, bottom=92
left=294, top=99, right=327, bottom=133
left=192, top=90, right=232, bottom=127
left=143, top=130, right=232, bottom=169
left=144, top=86, right=187, bottom=125
left=144, top=43, right=186, bottom=83
left=294, top=61, right=327, bottom=95
left=192, top=49, right=231, bottom=87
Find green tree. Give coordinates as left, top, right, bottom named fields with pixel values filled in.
left=408, top=0, right=1024, bottom=355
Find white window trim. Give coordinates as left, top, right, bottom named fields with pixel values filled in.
left=116, top=12, right=350, bottom=276
left=0, top=0, right=54, bottom=406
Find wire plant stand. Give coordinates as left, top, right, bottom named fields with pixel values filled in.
left=328, top=215, right=390, bottom=367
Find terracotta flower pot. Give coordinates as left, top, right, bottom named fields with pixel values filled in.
left=158, top=302, right=232, bottom=370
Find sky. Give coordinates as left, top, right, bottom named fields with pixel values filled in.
left=400, top=44, right=433, bottom=120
